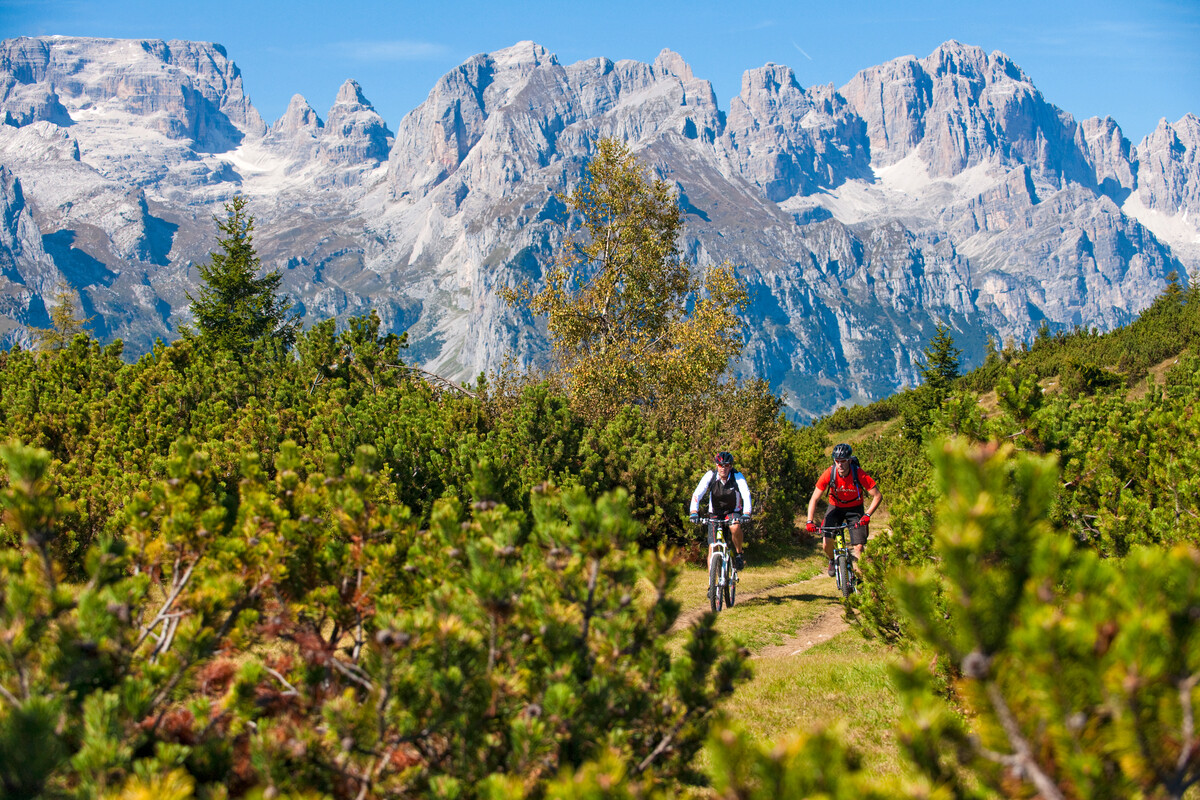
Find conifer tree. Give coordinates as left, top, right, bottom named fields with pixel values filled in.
left=892, top=440, right=1200, bottom=800
left=916, top=320, right=962, bottom=398
left=30, top=279, right=92, bottom=351
left=187, top=196, right=298, bottom=353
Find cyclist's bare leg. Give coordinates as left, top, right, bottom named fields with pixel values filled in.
left=851, top=543, right=865, bottom=573
left=822, top=537, right=835, bottom=560
left=729, top=521, right=743, bottom=555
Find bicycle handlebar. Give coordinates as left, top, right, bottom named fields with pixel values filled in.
left=816, top=516, right=864, bottom=533
left=693, top=514, right=749, bottom=524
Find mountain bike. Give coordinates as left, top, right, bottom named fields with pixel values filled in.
left=820, top=514, right=862, bottom=598
left=696, top=514, right=739, bottom=612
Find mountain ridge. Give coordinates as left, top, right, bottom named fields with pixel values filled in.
left=0, top=34, right=1197, bottom=418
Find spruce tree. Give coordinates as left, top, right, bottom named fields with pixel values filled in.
left=187, top=196, right=298, bottom=353
left=916, top=321, right=962, bottom=398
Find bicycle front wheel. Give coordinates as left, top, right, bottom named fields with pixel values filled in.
left=709, top=554, right=723, bottom=612
left=836, top=554, right=851, bottom=599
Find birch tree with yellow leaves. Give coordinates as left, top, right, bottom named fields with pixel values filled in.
left=505, top=138, right=747, bottom=419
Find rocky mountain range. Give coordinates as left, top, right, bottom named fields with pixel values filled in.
left=1, top=35, right=1197, bottom=418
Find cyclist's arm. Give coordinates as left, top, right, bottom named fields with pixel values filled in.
left=864, top=483, right=882, bottom=518
left=689, top=471, right=714, bottom=515
left=735, top=473, right=752, bottom=515
left=805, top=486, right=824, bottom=523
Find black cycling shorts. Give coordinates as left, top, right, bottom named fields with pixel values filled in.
left=823, top=505, right=868, bottom=546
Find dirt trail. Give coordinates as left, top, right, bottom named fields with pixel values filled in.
left=668, top=579, right=811, bottom=633
left=669, top=573, right=851, bottom=656
left=754, top=605, right=849, bottom=658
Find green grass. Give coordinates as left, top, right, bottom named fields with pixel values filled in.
left=679, top=623, right=920, bottom=789
left=711, top=584, right=834, bottom=650
left=731, top=632, right=907, bottom=773
left=665, top=534, right=920, bottom=782
left=669, top=536, right=830, bottom=608
left=662, top=534, right=932, bottom=784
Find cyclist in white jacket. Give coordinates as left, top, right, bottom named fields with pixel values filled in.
left=689, top=451, right=752, bottom=570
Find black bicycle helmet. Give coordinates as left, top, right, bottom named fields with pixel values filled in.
left=715, top=451, right=734, bottom=467
left=832, top=443, right=852, bottom=461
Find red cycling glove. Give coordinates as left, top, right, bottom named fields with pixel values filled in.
left=859, top=514, right=871, bottom=526
left=805, top=520, right=817, bottom=533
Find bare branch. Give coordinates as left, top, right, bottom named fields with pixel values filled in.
left=578, top=558, right=601, bottom=679
left=1168, top=673, right=1200, bottom=797
left=635, top=707, right=697, bottom=774
left=331, top=657, right=375, bottom=692
left=352, top=563, right=365, bottom=663
left=487, top=613, right=497, bottom=674
left=400, top=366, right=476, bottom=397
left=136, top=558, right=198, bottom=650
left=264, top=666, right=300, bottom=698
left=150, top=615, right=181, bottom=660
left=983, top=681, right=1066, bottom=800
left=0, top=683, right=20, bottom=708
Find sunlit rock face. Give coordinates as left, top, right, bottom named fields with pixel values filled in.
left=1, top=36, right=1196, bottom=418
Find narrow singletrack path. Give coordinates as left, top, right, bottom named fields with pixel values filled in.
left=753, top=605, right=849, bottom=658
left=669, top=571, right=851, bottom=652
left=668, top=577, right=811, bottom=633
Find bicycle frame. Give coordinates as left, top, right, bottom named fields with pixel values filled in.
left=696, top=514, right=739, bottom=612
left=819, top=514, right=862, bottom=598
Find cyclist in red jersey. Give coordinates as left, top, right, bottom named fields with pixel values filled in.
left=804, top=443, right=883, bottom=577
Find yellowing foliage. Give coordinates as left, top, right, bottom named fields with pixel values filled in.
left=504, top=139, right=747, bottom=419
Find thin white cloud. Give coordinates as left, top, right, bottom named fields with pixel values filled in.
left=791, top=40, right=813, bottom=60
left=331, top=40, right=448, bottom=61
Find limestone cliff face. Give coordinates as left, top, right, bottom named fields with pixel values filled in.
left=322, top=80, right=392, bottom=166
left=0, top=166, right=60, bottom=336
left=724, top=65, right=870, bottom=200
left=266, top=94, right=323, bottom=160
left=0, top=36, right=1196, bottom=418
left=386, top=42, right=722, bottom=206
left=1137, top=114, right=1200, bottom=215
left=841, top=41, right=1098, bottom=187
left=0, top=37, right=264, bottom=151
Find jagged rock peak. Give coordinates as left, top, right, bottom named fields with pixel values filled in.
left=489, top=40, right=557, bottom=71
left=740, top=62, right=803, bottom=98
left=1137, top=113, right=1200, bottom=214
left=1158, top=112, right=1200, bottom=143
left=0, top=35, right=266, bottom=143
left=840, top=39, right=1083, bottom=177
left=921, top=39, right=1033, bottom=86
left=726, top=59, right=870, bottom=201
left=924, top=39, right=987, bottom=72
left=323, top=79, right=392, bottom=165
left=653, top=48, right=694, bottom=80
left=332, top=79, right=375, bottom=109
left=272, top=93, right=323, bottom=134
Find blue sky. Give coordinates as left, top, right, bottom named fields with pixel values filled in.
left=3, top=0, right=1197, bottom=143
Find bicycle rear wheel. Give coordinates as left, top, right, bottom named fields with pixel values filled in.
left=709, top=554, right=723, bottom=612
left=836, top=554, right=851, bottom=599
left=724, top=562, right=737, bottom=608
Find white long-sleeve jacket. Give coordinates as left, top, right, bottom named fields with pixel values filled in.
left=689, top=470, right=752, bottom=517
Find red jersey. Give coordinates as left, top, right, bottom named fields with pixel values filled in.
left=816, top=465, right=877, bottom=508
